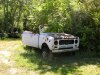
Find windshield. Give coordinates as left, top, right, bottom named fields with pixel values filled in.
left=39, top=25, right=63, bottom=33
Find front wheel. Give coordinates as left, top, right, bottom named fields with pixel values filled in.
left=42, top=48, right=53, bottom=61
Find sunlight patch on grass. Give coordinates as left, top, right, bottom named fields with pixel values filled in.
left=0, top=39, right=21, bottom=50
left=0, top=62, right=10, bottom=75
left=78, top=65, right=100, bottom=75
left=43, top=72, right=60, bottom=75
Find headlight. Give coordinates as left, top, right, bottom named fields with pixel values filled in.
left=75, top=40, right=78, bottom=44
left=54, top=40, right=58, bottom=45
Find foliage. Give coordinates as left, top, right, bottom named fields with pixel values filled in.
left=0, top=0, right=100, bottom=52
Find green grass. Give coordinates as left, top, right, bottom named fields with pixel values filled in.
left=0, top=39, right=100, bottom=75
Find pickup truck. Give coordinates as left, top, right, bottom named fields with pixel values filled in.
left=22, top=26, right=79, bottom=60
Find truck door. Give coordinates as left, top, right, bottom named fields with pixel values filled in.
left=22, top=31, right=33, bottom=46
left=30, top=34, right=39, bottom=48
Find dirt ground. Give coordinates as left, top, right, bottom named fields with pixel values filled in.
left=0, top=40, right=38, bottom=75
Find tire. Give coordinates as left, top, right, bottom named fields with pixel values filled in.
left=42, top=48, right=53, bottom=61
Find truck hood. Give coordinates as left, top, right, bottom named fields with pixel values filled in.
left=41, top=33, right=77, bottom=39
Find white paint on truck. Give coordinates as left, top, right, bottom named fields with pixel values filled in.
left=22, top=29, right=79, bottom=53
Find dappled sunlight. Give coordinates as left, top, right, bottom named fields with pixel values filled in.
left=0, top=0, right=100, bottom=74
left=78, top=65, right=100, bottom=75
left=0, top=39, right=21, bottom=50
left=0, top=39, right=100, bottom=75
left=19, top=46, right=100, bottom=75
left=0, top=50, right=11, bottom=57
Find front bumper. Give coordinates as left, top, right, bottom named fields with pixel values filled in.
left=51, top=48, right=79, bottom=53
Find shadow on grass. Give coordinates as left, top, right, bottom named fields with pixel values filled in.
left=20, top=46, right=100, bottom=75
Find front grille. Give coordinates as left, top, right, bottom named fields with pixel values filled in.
left=59, top=40, right=74, bottom=45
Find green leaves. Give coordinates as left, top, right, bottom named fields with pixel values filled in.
left=0, top=0, right=100, bottom=51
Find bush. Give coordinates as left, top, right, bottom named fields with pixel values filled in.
left=0, top=33, right=8, bottom=39
left=8, top=32, right=20, bottom=38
